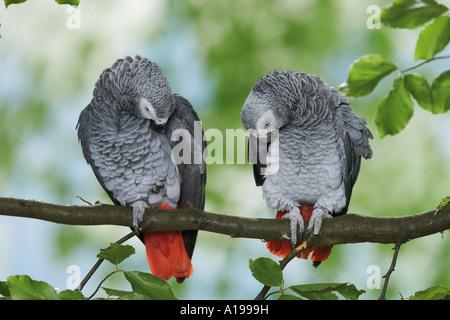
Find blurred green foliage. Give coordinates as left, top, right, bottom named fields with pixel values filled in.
left=173, top=0, right=345, bottom=129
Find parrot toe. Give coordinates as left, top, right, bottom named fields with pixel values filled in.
left=308, top=207, right=332, bottom=235
left=282, top=207, right=304, bottom=247
left=132, top=201, right=148, bottom=234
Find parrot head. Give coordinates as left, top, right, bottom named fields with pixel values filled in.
left=240, top=70, right=297, bottom=138
left=240, top=98, right=283, bottom=140
left=241, top=69, right=338, bottom=135
left=99, top=56, right=175, bottom=126
left=131, top=96, right=171, bottom=126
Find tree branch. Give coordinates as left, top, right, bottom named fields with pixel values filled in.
left=0, top=196, right=449, bottom=247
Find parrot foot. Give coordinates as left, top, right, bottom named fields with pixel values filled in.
left=131, top=201, right=148, bottom=234
left=282, top=206, right=304, bottom=247
left=307, top=207, right=332, bottom=235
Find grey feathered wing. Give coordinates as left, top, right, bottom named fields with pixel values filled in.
left=165, top=94, right=207, bottom=260
left=77, top=100, right=122, bottom=206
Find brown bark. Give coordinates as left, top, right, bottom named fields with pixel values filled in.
left=1, top=196, right=448, bottom=247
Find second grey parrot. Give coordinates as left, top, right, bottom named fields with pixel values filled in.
left=77, top=56, right=206, bottom=282
left=241, top=70, right=372, bottom=266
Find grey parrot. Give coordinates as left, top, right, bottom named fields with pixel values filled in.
left=77, top=56, right=206, bottom=282
left=241, top=70, right=372, bottom=266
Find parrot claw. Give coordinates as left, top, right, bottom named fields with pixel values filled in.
left=308, top=207, right=332, bottom=235
left=282, top=207, right=304, bottom=247
left=132, top=201, right=148, bottom=234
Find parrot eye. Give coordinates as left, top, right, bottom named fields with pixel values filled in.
left=145, top=106, right=149, bottom=112
left=264, top=122, right=270, bottom=128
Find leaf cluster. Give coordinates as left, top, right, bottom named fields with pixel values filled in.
left=248, top=257, right=449, bottom=300
left=0, top=243, right=177, bottom=300
left=0, top=244, right=448, bottom=300
left=340, top=0, right=450, bottom=138
left=249, top=257, right=366, bottom=300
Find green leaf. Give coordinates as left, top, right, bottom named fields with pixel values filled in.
left=0, top=281, right=10, bottom=297
left=249, top=258, right=283, bottom=287
left=289, top=283, right=365, bottom=300
left=435, top=197, right=450, bottom=214
left=431, top=70, right=450, bottom=114
left=57, top=289, right=86, bottom=300
left=339, top=54, right=397, bottom=97
left=415, top=16, right=450, bottom=61
left=334, top=283, right=366, bottom=300
left=404, top=74, right=433, bottom=112
left=278, top=294, right=303, bottom=300
left=409, top=285, right=449, bottom=300
left=381, top=0, right=448, bottom=29
left=124, top=271, right=177, bottom=300
left=375, top=77, right=415, bottom=138
left=7, top=275, right=58, bottom=300
left=54, top=0, right=79, bottom=5
left=97, top=243, right=135, bottom=266
left=117, top=293, right=153, bottom=300
left=102, top=287, right=134, bottom=297
left=5, top=0, right=27, bottom=8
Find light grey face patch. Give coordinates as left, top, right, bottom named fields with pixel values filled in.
left=135, top=97, right=169, bottom=125
left=255, top=110, right=279, bottom=131
left=137, top=97, right=156, bottom=119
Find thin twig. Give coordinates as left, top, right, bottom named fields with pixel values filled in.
left=400, top=55, right=450, bottom=74
left=378, top=242, right=402, bottom=300
left=76, top=231, right=136, bottom=293
left=254, top=242, right=308, bottom=300
left=87, top=270, right=117, bottom=300
left=74, top=195, right=94, bottom=206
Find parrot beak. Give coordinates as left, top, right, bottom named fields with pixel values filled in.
left=247, top=128, right=269, bottom=143
left=252, top=128, right=278, bottom=143
left=154, top=117, right=169, bottom=126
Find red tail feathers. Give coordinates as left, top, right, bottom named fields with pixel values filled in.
left=143, top=202, right=193, bottom=281
left=266, top=203, right=332, bottom=264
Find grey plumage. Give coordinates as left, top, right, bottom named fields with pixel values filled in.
left=241, top=70, right=372, bottom=246
left=77, top=56, right=206, bottom=279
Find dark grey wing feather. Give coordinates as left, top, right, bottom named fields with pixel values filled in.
left=338, top=132, right=361, bottom=216
left=165, top=94, right=207, bottom=260
left=335, top=99, right=373, bottom=217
